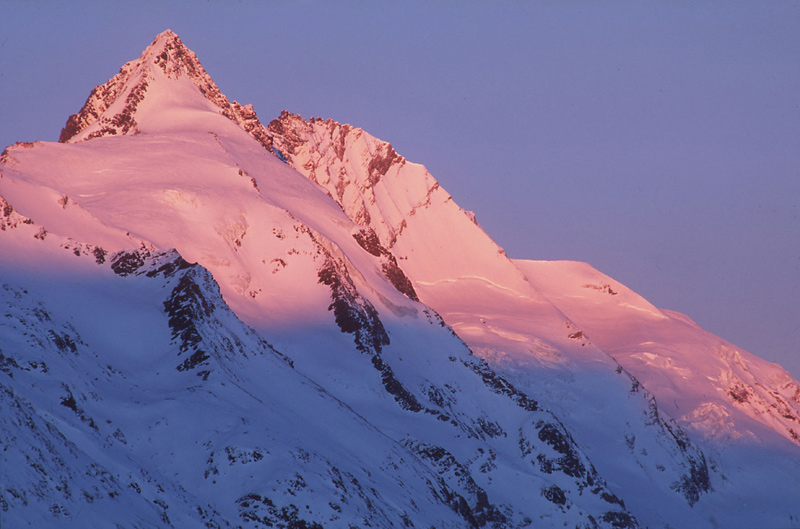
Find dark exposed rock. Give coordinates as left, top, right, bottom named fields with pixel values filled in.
left=59, top=115, right=82, bottom=143
left=92, top=247, right=107, bottom=264
left=366, top=142, right=402, bottom=186
left=1, top=194, right=33, bottom=231
left=313, top=243, right=459, bottom=420
left=729, top=382, right=750, bottom=403
left=59, top=386, right=98, bottom=431
left=582, top=283, right=618, bottom=296
left=670, top=459, right=711, bottom=507
left=370, top=354, right=423, bottom=412
left=112, top=248, right=191, bottom=279
left=109, top=249, right=284, bottom=377
left=568, top=330, right=584, bottom=340
left=407, top=442, right=506, bottom=528
left=60, top=392, right=78, bottom=413
left=352, top=228, right=418, bottom=301
left=541, top=484, right=567, bottom=507
left=84, top=78, right=148, bottom=140
left=48, top=331, right=79, bottom=355
left=236, top=493, right=324, bottom=529
left=317, top=253, right=389, bottom=355
left=537, top=422, right=587, bottom=479
left=635, top=383, right=711, bottom=505
left=0, top=352, right=21, bottom=376
left=381, top=261, right=419, bottom=301
left=537, top=423, right=572, bottom=455
left=601, top=491, right=626, bottom=507
left=164, top=271, right=214, bottom=360
left=316, top=249, right=429, bottom=413
left=176, top=350, right=210, bottom=373
left=352, top=228, right=383, bottom=258
left=110, top=250, right=148, bottom=277
left=462, top=358, right=539, bottom=412
left=601, top=510, right=639, bottom=529
left=59, top=59, right=149, bottom=142
left=267, top=112, right=305, bottom=158
left=145, top=254, right=193, bottom=278
left=477, top=417, right=506, bottom=439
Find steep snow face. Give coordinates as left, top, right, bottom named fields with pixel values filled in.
left=269, top=112, right=800, bottom=528
left=1, top=32, right=645, bottom=529
left=1, top=132, right=345, bottom=333
left=0, top=169, right=639, bottom=529
left=515, top=259, right=800, bottom=526
left=268, top=111, right=531, bottom=291
left=518, top=259, right=800, bottom=448
left=0, top=237, right=479, bottom=528
left=0, top=178, right=643, bottom=529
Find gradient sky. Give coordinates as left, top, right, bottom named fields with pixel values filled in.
left=2, top=1, right=799, bottom=378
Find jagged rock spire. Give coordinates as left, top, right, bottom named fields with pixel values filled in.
left=59, top=30, right=272, bottom=149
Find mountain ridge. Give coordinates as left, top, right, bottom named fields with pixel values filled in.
left=267, top=108, right=800, bottom=450
left=2, top=30, right=799, bottom=529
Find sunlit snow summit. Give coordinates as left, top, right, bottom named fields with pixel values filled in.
left=2, top=30, right=799, bottom=529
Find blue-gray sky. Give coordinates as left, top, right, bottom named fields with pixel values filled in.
left=2, top=1, right=799, bottom=377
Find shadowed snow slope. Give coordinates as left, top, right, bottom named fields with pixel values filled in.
left=2, top=30, right=799, bottom=529
left=269, top=108, right=800, bottom=528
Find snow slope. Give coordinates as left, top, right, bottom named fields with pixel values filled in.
left=269, top=105, right=800, bottom=528
left=1, top=29, right=799, bottom=529
left=2, top=30, right=639, bottom=529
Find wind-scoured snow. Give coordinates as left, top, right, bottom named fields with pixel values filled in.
left=1, top=29, right=799, bottom=529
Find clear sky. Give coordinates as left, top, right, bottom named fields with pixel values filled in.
left=2, top=1, right=799, bottom=378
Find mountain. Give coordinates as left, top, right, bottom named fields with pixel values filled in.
left=1, top=29, right=799, bottom=529
left=267, top=109, right=800, bottom=524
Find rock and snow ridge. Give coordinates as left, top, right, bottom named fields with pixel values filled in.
left=266, top=108, right=800, bottom=447
left=1, top=30, right=799, bottom=529
left=266, top=83, right=800, bottom=528
left=59, top=30, right=272, bottom=149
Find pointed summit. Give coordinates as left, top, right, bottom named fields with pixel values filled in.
left=59, top=30, right=271, bottom=149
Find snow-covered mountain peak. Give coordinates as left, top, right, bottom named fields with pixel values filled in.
left=147, top=29, right=202, bottom=76
left=59, top=30, right=271, bottom=150
left=4, top=30, right=800, bottom=529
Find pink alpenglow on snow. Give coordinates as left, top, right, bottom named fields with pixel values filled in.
left=2, top=30, right=800, bottom=529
